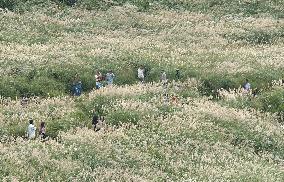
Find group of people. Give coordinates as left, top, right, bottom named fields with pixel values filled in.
left=72, top=70, right=115, bottom=96
left=25, top=67, right=173, bottom=140
left=26, top=109, right=106, bottom=140
left=26, top=119, right=47, bottom=140
left=26, top=70, right=256, bottom=140
left=71, top=66, right=182, bottom=96
left=95, top=70, right=115, bottom=89
left=137, top=65, right=181, bottom=84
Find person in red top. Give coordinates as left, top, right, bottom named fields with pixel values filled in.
left=39, top=122, right=46, bottom=140
left=95, top=71, right=103, bottom=89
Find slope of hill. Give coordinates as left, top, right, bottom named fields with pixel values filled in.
left=0, top=0, right=283, bottom=98
left=1, top=82, right=284, bottom=181
left=0, top=0, right=284, bottom=181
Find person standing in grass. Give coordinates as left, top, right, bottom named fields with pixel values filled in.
left=137, top=65, right=145, bottom=83
left=175, top=69, right=180, bottom=80
left=106, top=70, right=115, bottom=85
left=27, top=119, right=36, bottom=139
left=39, top=122, right=47, bottom=140
left=160, top=70, right=167, bottom=86
left=95, top=71, right=103, bottom=89
left=243, top=79, right=251, bottom=92
left=92, top=109, right=99, bottom=131
left=72, top=74, right=82, bottom=96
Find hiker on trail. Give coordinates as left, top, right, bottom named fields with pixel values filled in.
left=252, top=88, right=259, bottom=98
left=163, top=89, right=169, bottom=104
left=160, top=70, right=167, bottom=86
left=92, top=109, right=106, bottom=131
left=68, top=0, right=76, bottom=6
left=92, top=109, right=100, bottom=131
left=39, top=122, right=47, bottom=140
left=72, top=74, right=82, bottom=96
left=176, top=69, right=180, bottom=80
left=27, top=119, right=36, bottom=139
left=21, top=95, right=29, bottom=107
left=243, top=79, right=251, bottom=92
left=137, top=65, right=145, bottom=83
left=106, top=70, right=115, bottom=85
left=95, top=71, right=103, bottom=89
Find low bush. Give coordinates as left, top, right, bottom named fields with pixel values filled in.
left=199, top=75, right=238, bottom=98
left=257, top=89, right=284, bottom=122
left=106, top=110, right=140, bottom=126
left=0, top=0, right=17, bottom=10
left=3, top=0, right=284, bottom=18
left=225, top=30, right=278, bottom=45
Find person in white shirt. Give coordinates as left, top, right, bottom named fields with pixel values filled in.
left=160, top=70, right=167, bottom=84
left=137, top=66, right=145, bottom=83
left=27, top=119, right=36, bottom=139
left=243, top=79, right=251, bottom=93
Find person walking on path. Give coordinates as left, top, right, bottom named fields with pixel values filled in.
left=27, top=119, right=36, bottom=139
left=175, top=69, right=181, bottom=80
left=137, top=65, right=145, bottom=83
left=92, top=109, right=100, bottom=131
left=160, top=70, right=168, bottom=86
left=39, top=122, right=47, bottom=140
left=106, top=70, right=115, bottom=85
left=72, top=74, right=82, bottom=96
left=95, top=71, right=103, bottom=89
left=243, top=79, right=251, bottom=93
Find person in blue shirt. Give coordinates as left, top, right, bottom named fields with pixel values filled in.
left=75, top=81, right=82, bottom=96
left=72, top=74, right=82, bottom=96
left=243, top=79, right=251, bottom=91
left=106, top=70, right=115, bottom=85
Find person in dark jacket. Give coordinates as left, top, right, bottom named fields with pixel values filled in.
left=92, top=109, right=99, bottom=131
left=92, top=109, right=106, bottom=131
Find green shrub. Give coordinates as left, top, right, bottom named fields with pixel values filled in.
left=225, top=30, right=277, bottom=45
left=115, top=67, right=137, bottom=85
left=0, top=78, right=20, bottom=98
left=2, top=0, right=284, bottom=18
left=107, top=110, right=140, bottom=126
left=0, top=0, right=17, bottom=10
left=7, top=124, right=27, bottom=138
left=257, top=89, right=284, bottom=122
left=57, top=0, right=76, bottom=6
left=48, top=119, right=67, bottom=138
left=199, top=75, right=237, bottom=98
left=29, top=76, right=65, bottom=97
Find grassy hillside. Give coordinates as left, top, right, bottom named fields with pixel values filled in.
left=0, top=0, right=284, bottom=98
left=1, top=83, right=284, bottom=181
left=1, top=0, right=284, bottom=181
